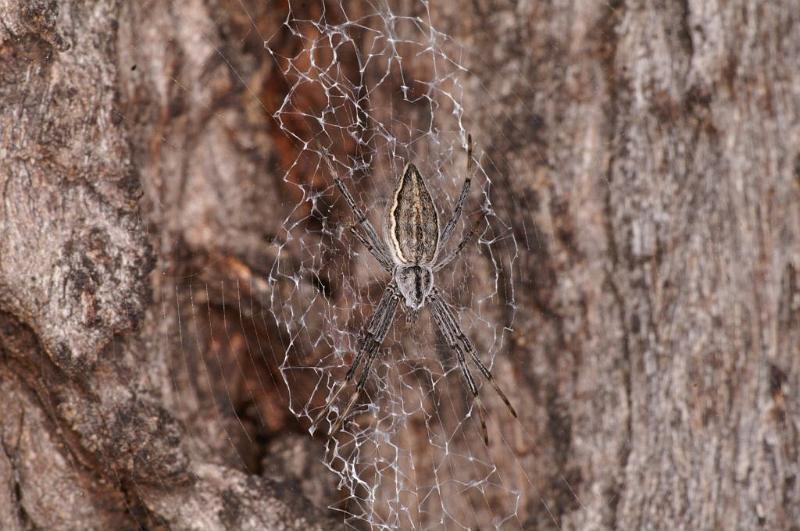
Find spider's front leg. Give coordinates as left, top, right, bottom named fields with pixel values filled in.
left=433, top=213, right=485, bottom=273
left=311, top=281, right=400, bottom=435
left=434, top=134, right=486, bottom=273
left=318, top=148, right=394, bottom=271
left=333, top=176, right=395, bottom=272
left=438, top=134, right=475, bottom=248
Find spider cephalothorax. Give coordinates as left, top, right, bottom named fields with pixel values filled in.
left=312, top=136, right=517, bottom=444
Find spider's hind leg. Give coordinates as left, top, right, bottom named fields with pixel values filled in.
left=310, top=378, right=350, bottom=434
left=467, top=352, right=518, bottom=419
left=329, top=390, right=361, bottom=434
left=310, top=337, right=375, bottom=435
left=330, top=347, right=379, bottom=434
left=428, top=288, right=518, bottom=444
left=311, top=282, right=400, bottom=435
left=309, top=332, right=369, bottom=433
left=457, top=349, right=490, bottom=446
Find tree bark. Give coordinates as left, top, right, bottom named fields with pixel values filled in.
left=1, top=0, right=798, bottom=530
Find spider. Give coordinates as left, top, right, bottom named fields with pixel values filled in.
left=312, top=136, right=517, bottom=445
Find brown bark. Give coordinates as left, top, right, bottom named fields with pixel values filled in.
left=1, top=0, right=798, bottom=530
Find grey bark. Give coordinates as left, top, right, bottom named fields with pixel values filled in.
left=0, top=0, right=798, bottom=530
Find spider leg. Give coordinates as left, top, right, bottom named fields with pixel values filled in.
left=330, top=344, right=379, bottom=434
left=466, top=353, right=518, bottom=419
left=438, top=134, right=475, bottom=248
left=330, top=389, right=361, bottom=435
left=317, top=147, right=394, bottom=271
left=433, top=213, right=484, bottom=273
left=312, top=282, right=400, bottom=434
left=310, top=327, right=370, bottom=431
left=429, top=291, right=490, bottom=445
left=347, top=224, right=392, bottom=271
left=334, top=176, right=395, bottom=272
left=311, top=377, right=348, bottom=431
left=429, top=289, right=517, bottom=426
left=457, top=349, right=490, bottom=447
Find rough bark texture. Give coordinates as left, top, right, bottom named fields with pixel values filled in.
left=1, top=0, right=798, bottom=530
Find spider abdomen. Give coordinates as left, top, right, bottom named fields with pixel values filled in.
left=388, top=163, right=439, bottom=265
left=394, top=265, right=433, bottom=310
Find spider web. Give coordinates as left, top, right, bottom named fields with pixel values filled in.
left=127, top=1, right=537, bottom=529
left=262, top=2, right=523, bottom=528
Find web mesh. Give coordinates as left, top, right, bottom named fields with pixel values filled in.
left=262, top=2, right=522, bottom=528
